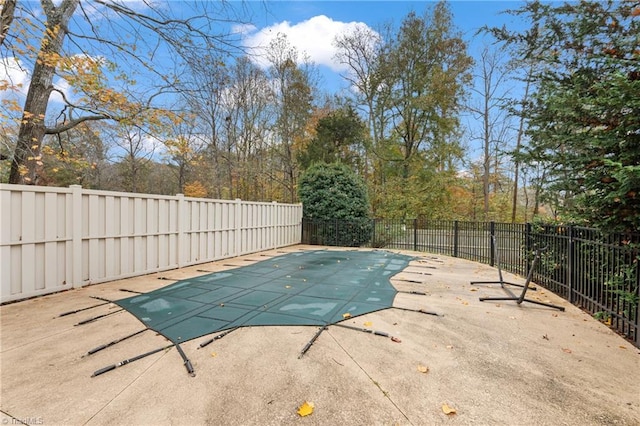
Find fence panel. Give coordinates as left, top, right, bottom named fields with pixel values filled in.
left=1, top=184, right=302, bottom=303
left=494, top=222, right=528, bottom=277
left=1, top=186, right=74, bottom=302
left=301, top=218, right=639, bottom=347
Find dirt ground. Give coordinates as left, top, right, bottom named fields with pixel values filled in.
left=1, top=245, right=638, bottom=425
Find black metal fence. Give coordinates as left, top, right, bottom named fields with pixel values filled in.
left=301, top=218, right=639, bottom=347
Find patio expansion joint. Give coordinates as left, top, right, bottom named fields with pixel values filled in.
left=326, top=329, right=414, bottom=426
left=0, top=326, right=78, bottom=354
left=81, top=347, right=172, bottom=425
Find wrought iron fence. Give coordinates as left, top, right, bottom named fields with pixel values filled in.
left=301, top=218, right=639, bottom=347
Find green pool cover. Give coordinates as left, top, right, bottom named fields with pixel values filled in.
left=116, top=250, right=413, bottom=344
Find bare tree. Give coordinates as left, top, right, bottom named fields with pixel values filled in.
left=3, top=0, right=247, bottom=185
left=180, top=52, right=230, bottom=198
left=266, top=33, right=316, bottom=202
left=467, top=45, right=513, bottom=220
left=162, top=114, right=206, bottom=194
left=109, top=124, right=157, bottom=193
left=223, top=57, right=274, bottom=200
left=510, top=68, right=532, bottom=222
left=334, top=24, right=391, bottom=182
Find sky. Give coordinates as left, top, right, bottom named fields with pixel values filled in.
left=1, top=1, right=532, bottom=161
left=229, top=0, right=531, bottom=161
left=1, top=0, right=527, bottom=99
left=237, top=1, right=528, bottom=94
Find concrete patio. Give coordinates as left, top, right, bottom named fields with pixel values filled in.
left=1, top=245, right=638, bottom=425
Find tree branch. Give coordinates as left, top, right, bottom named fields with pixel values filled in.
left=45, top=114, right=110, bottom=134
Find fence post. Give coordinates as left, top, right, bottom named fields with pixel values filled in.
left=525, top=223, right=532, bottom=276
left=453, top=221, right=459, bottom=258
left=272, top=201, right=278, bottom=248
left=490, top=221, right=496, bottom=267
left=371, top=219, right=376, bottom=248
left=70, top=185, right=83, bottom=288
left=567, top=225, right=575, bottom=304
left=235, top=198, right=242, bottom=255
left=635, top=257, right=639, bottom=347
left=413, top=219, right=417, bottom=251
left=176, top=193, right=185, bottom=268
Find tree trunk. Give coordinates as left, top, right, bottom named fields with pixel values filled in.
left=511, top=75, right=531, bottom=222
left=9, top=0, right=80, bottom=184
left=0, top=0, right=16, bottom=47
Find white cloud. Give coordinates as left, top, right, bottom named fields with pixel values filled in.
left=232, top=23, right=257, bottom=35
left=241, top=15, right=375, bottom=72
left=50, top=78, right=71, bottom=104
left=0, top=57, right=30, bottom=99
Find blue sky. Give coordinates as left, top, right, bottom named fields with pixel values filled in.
left=237, top=1, right=528, bottom=93
left=3, top=1, right=529, bottom=108
left=1, top=1, right=531, bottom=162
left=228, top=1, right=530, bottom=161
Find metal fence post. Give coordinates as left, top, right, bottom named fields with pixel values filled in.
left=567, top=225, right=575, bottom=304
left=635, top=253, right=640, bottom=347
left=371, top=219, right=376, bottom=247
left=453, top=221, right=459, bottom=258
left=490, top=221, right=496, bottom=267
left=524, top=222, right=532, bottom=275
left=413, top=219, right=417, bottom=251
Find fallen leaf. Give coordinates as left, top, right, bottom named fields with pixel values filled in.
left=446, top=345, right=454, bottom=349
left=363, top=321, right=373, bottom=327
left=509, top=316, right=516, bottom=320
left=285, top=285, right=291, bottom=289
left=562, top=348, right=572, bottom=354
left=462, top=301, right=469, bottom=305
left=605, top=318, right=612, bottom=326
left=391, top=336, right=402, bottom=343
left=619, top=346, right=627, bottom=350
left=297, top=401, right=314, bottom=417
left=417, top=365, right=429, bottom=373
left=495, top=304, right=501, bottom=307
left=442, top=403, right=457, bottom=415
left=470, top=288, right=478, bottom=292
left=342, top=313, right=352, bottom=319
left=211, top=352, right=217, bottom=357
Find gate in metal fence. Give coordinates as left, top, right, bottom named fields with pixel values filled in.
left=301, top=218, right=639, bottom=347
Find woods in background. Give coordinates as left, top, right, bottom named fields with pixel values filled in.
left=2, top=1, right=638, bottom=232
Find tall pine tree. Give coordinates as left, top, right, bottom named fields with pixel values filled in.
left=491, top=1, right=640, bottom=232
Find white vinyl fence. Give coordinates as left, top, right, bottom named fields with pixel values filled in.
left=0, top=184, right=302, bottom=303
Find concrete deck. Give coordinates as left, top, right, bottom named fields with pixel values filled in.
left=1, top=245, right=638, bottom=425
